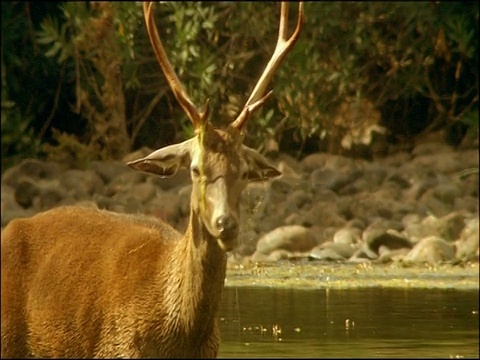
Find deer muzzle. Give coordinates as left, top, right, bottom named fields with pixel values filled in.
left=216, top=214, right=239, bottom=241
left=205, top=178, right=240, bottom=251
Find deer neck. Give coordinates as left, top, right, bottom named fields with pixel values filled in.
left=163, top=207, right=227, bottom=333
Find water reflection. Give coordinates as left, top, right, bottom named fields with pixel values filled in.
left=218, top=287, right=479, bottom=358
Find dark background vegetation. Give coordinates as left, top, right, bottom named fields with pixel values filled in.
left=2, top=2, right=478, bottom=171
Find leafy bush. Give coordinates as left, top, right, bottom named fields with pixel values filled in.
left=36, top=2, right=132, bottom=161
left=1, top=2, right=53, bottom=170
left=276, top=2, right=479, bottom=153
left=1, top=2, right=478, bottom=171
left=130, top=2, right=479, bottom=155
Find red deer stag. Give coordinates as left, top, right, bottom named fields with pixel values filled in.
left=1, top=2, right=304, bottom=358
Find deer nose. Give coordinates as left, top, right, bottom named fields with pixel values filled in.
left=215, top=215, right=238, bottom=238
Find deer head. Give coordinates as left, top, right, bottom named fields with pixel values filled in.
left=128, top=2, right=304, bottom=251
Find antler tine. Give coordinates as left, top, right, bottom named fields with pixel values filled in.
left=247, top=2, right=304, bottom=106
left=143, top=2, right=208, bottom=129
left=230, top=2, right=304, bottom=132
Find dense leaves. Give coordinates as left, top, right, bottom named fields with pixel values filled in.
left=1, top=2, right=478, bottom=170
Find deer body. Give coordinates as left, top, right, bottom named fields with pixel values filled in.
left=1, top=128, right=279, bottom=358
left=2, top=206, right=225, bottom=358
left=1, top=2, right=303, bottom=358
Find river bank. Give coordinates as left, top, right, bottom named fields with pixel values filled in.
left=225, top=259, right=479, bottom=290
left=2, top=141, right=478, bottom=288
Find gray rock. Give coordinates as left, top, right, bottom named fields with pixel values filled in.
left=130, top=182, right=157, bottom=204
left=333, top=227, right=362, bottom=246
left=310, top=241, right=356, bottom=261
left=454, top=196, right=479, bottom=214
left=2, top=159, right=66, bottom=187
left=455, top=218, right=479, bottom=261
left=1, top=185, right=22, bottom=216
left=345, top=218, right=367, bottom=230
left=309, top=245, right=347, bottom=261
left=60, top=169, right=105, bottom=199
left=1, top=142, right=477, bottom=267
left=377, top=247, right=411, bottom=263
left=413, top=152, right=462, bottom=174
left=285, top=189, right=311, bottom=212
left=14, top=177, right=40, bottom=208
left=418, top=194, right=453, bottom=217
left=348, top=193, right=402, bottom=223
left=306, top=226, right=337, bottom=245
left=178, top=185, right=193, bottom=217
left=410, top=212, right=467, bottom=243
left=349, top=245, right=378, bottom=261
left=404, top=236, right=456, bottom=264
left=255, top=225, right=317, bottom=256
left=312, top=188, right=339, bottom=203
left=90, top=160, right=131, bottom=184
left=459, top=170, right=478, bottom=197
left=251, top=249, right=292, bottom=262
left=366, top=230, right=412, bottom=255
left=341, top=166, right=387, bottom=194
left=385, top=171, right=412, bottom=189
left=427, top=183, right=462, bottom=206
left=412, top=142, right=454, bottom=156
left=1, top=208, right=38, bottom=228
left=310, top=168, right=350, bottom=192
left=107, top=171, right=147, bottom=193
left=439, top=211, right=468, bottom=241
left=303, top=202, right=346, bottom=228
left=145, top=191, right=181, bottom=225
left=37, top=179, right=69, bottom=209
left=283, top=212, right=304, bottom=226
left=300, top=153, right=329, bottom=172
left=404, top=176, right=439, bottom=201
left=270, top=177, right=295, bottom=195
left=457, top=149, right=479, bottom=169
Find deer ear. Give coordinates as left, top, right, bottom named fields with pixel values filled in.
left=242, top=145, right=281, bottom=181
left=127, top=139, right=193, bottom=177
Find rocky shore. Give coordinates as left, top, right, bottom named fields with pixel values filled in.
left=1, top=141, right=478, bottom=268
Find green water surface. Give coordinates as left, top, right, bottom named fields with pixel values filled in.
left=218, top=262, right=479, bottom=358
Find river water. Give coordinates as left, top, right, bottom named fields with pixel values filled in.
left=218, top=287, right=479, bottom=358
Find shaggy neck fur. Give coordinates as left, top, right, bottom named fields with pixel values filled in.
left=156, top=207, right=227, bottom=357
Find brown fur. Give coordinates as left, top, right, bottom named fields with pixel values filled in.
left=1, top=126, right=280, bottom=358
left=1, top=206, right=227, bottom=358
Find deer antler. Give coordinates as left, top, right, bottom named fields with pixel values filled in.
left=144, top=2, right=303, bottom=134
left=230, top=2, right=304, bottom=132
left=143, top=2, right=209, bottom=129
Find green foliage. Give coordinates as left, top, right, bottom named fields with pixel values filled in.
left=1, top=83, right=42, bottom=169
left=1, top=2, right=478, bottom=171
left=168, top=2, right=219, bottom=115
left=1, top=2, right=48, bottom=170
left=43, top=129, right=97, bottom=169
left=133, top=2, right=477, bottom=154
left=36, top=4, right=79, bottom=63
left=146, top=2, right=220, bottom=137
left=275, top=2, right=478, bottom=152
left=35, top=2, right=139, bottom=93
left=36, top=2, right=136, bottom=161
left=110, top=2, right=143, bottom=90
left=460, top=107, right=479, bottom=141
